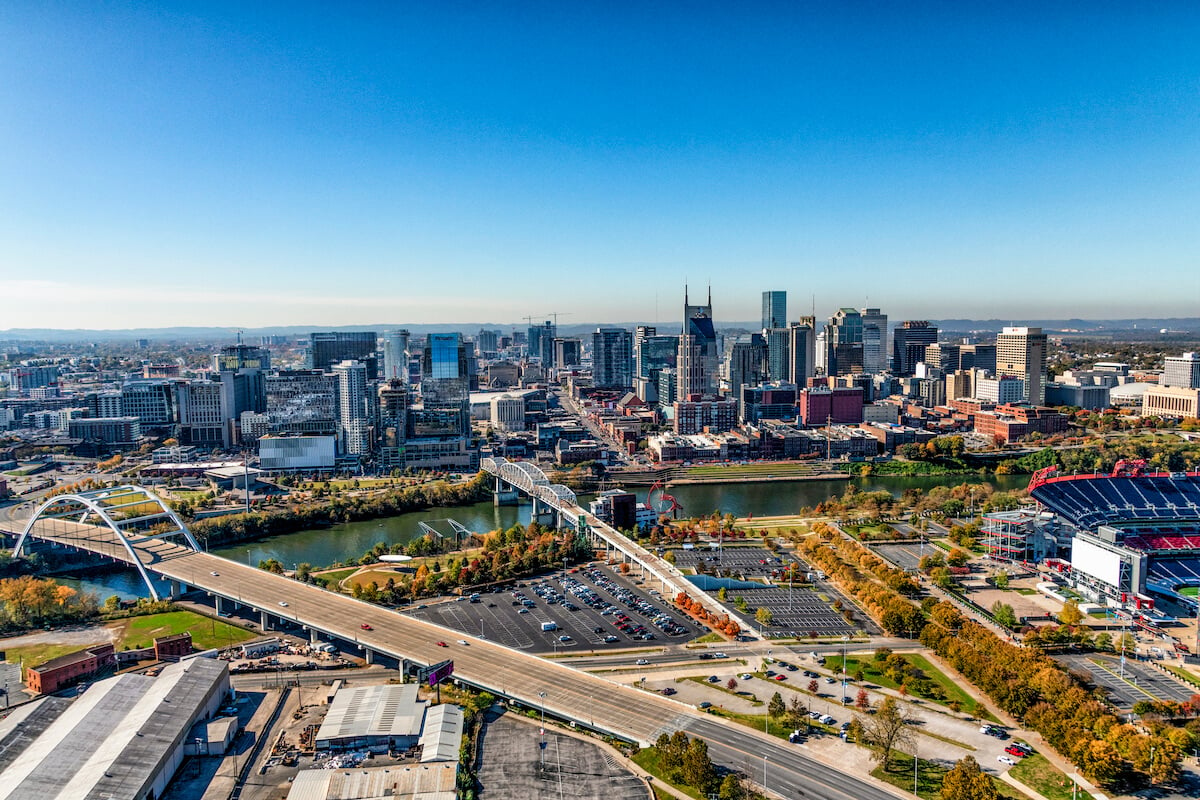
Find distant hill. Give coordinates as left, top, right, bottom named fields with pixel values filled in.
left=2, top=318, right=1198, bottom=342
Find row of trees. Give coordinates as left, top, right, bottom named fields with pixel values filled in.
left=649, top=732, right=755, bottom=799
left=0, top=575, right=98, bottom=629
left=191, top=474, right=491, bottom=546
left=674, top=591, right=741, bottom=637
left=922, top=601, right=1183, bottom=788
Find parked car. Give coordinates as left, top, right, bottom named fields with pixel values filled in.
left=998, top=756, right=1017, bottom=766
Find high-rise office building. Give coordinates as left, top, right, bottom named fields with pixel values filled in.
left=861, top=308, right=888, bottom=374
left=996, top=326, right=1048, bottom=405
left=634, top=326, right=677, bottom=403
left=677, top=287, right=719, bottom=398
left=762, top=291, right=786, bottom=331
left=554, top=338, right=583, bottom=370
left=1163, top=352, right=1200, bottom=389
left=724, top=334, right=767, bottom=410
left=475, top=329, right=500, bottom=358
left=892, top=321, right=938, bottom=376
left=825, top=308, right=864, bottom=376
left=788, top=318, right=816, bottom=385
left=959, top=343, right=996, bottom=373
left=309, top=331, right=378, bottom=379
left=265, top=370, right=338, bottom=435
left=414, top=333, right=470, bottom=438
left=176, top=380, right=227, bottom=448
left=592, top=328, right=634, bottom=389
left=333, top=360, right=371, bottom=457
left=376, top=379, right=409, bottom=472
left=923, top=343, right=961, bottom=372
left=119, top=381, right=176, bottom=427
left=765, top=328, right=790, bottom=382
left=383, top=330, right=410, bottom=381
left=213, top=344, right=271, bottom=373
left=527, top=321, right=557, bottom=366
left=213, top=344, right=268, bottom=443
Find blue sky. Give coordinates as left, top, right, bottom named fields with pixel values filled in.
left=2, top=2, right=1198, bottom=329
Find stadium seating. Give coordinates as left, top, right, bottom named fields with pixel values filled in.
left=1032, top=475, right=1200, bottom=529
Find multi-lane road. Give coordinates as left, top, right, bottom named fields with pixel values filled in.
left=20, top=516, right=902, bottom=800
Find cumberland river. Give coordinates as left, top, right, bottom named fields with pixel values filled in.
left=61, top=473, right=1030, bottom=599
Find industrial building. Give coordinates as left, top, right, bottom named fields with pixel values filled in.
left=287, top=763, right=457, bottom=800
left=0, top=657, right=232, bottom=800
left=315, top=683, right=463, bottom=758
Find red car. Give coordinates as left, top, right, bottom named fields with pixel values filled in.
left=774, top=674, right=787, bottom=681
left=436, top=641, right=448, bottom=647
left=361, top=624, right=373, bottom=630
left=1004, top=745, right=1027, bottom=757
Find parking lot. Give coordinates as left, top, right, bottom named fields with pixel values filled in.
left=403, top=564, right=692, bottom=653
left=672, top=545, right=798, bottom=578
left=869, top=542, right=929, bottom=572
left=1056, top=652, right=1197, bottom=710
left=720, top=586, right=861, bottom=638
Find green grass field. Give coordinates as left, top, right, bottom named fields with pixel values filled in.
left=823, top=653, right=996, bottom=719
left=5, top=610, right=255, bottom=670
left=871, top=752, right=1032, bottom=800
left=115, top=610, right=256, bottom=651
left=1008, top=754, right=1094, bottom=800
left=1178, top=586, right=1198, bottom=597
left=631, top=749, right=706, bottom=800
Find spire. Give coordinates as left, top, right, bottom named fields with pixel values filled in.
left=684, top=284, right=689, bottom=305
left=707, top=284, right=711, bottom=307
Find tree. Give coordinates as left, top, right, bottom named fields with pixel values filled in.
left=808, top=679, right=819, bottom=694
left=994, top=571, right=1009, bottom=590
left=718, top=772, right=748, bottom=800
left=768, top=691, right=786, bottom=720
left=1059, top=599, right=1084, bottom=626
left=788, top=694, right=806, bottom=730
left=940, top=755, right=998, bottom=800
left=681, top=737, right=716, bottom=791
left=295, top=562, right=312, bottom=582
left=755, top=606, right=774, bottom=628
left=858, top=697, right=915, bottom=772
left=856, top=687, right=872, bottom=711
left=726, top=677, right=739, bottom=693
left=991, top=601, right=1017, bottom=629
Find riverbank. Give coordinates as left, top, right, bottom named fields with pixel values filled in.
left=608, top=461, right=852, bottom=487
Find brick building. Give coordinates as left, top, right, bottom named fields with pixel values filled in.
left=155, top=633, right=194, bottom=661
left=973, top=404, right=1068, bottom=444
left=27, top=643, right=116, bottom=695
left=797, top=387, right=864, bottom=426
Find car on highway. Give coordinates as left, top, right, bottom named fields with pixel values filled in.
left=278, top=601, right=288, bottom=607
left=210, top=571, right=219, bottom=576
left=636, top=658, right=649, bottom=665
left=436, top=641, right=448, bottom=647
left=998, top=756, right=1017, bottom=766
left=713, top=652, right=728, bottom=659
left=360, top=624, right=372, bottom=630
left=457, top=639, right=469, bottom=645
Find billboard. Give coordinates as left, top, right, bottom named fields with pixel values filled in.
left=1070, top=537, right=1123, bottom=588
left=427, top=660, right=454, bottom=688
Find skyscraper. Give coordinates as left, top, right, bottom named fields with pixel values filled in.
left=634, top=326, right=677, bottom=403
left=309, top=331, right=379, bottom=379
left=1163, top=352, right=1200, bottom=389
left=527, top=321, right=557, bottom=366
left=415, top=333, right=470, bottom=437
left=860, top=308, right=888, bottom=374
left=333, top=360, right=371, bottom=457
left=892, top=321, right=938, bottom=376
left=383, top=329, right=410, bottom=381
left=554, top=337, right=583, bottom=369
left=677, top=287, right=719, bottom=399
left=725, top=333, right=767, bottom=402
left=213, top=343, right=269, bottom=443
left=788, top=318, right=816, bottom=385
left=591, top=328, right=634, bottom=389
left=265, top=370, right=338, bottom=434
left=762, top=291, right=786, bottom=331
left=996, top=326, right=1048, bottom=405
left=475, top=329, right=500, bottom=358
left=765, top=328, right=791, bottom=382
left=825, top=308, right=864, bottom=376
left=376, top=379, right=409, bottom=472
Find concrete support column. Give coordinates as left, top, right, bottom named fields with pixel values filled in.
left=214, top=596, right=224, bottom=615
left=168, top=580, right=182, bottom=599
left=364, top=648, right=374, bottom=665
left=310, top=628, right=319, bottom=644
left=260, top=611, right=270, bottom=630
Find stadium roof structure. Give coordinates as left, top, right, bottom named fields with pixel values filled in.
left=1029, top=464, right=1200, bottom=531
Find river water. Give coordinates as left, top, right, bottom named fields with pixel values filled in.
left=59, top=473, right=1029, bottom=599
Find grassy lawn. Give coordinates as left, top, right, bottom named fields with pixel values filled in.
left=1161, top=663, right=1200, bottom=690
left=824, top=653, right=997, bottom=720
left=688, top=632, right=726, bottom=644
left=1008, top=754, right=1093, bottom=800
left=115, top=610, right=255, bottom=651
left=8, top=610, right=254, bottom=669
left=841, top=523, right=895, bottom=540
left=1014, top=587, right=1038, bottom=595
left=631, top=748, right=705, bottom=800
left=314, top=567, right=358, bottom=581
left=1179, top=586, right=1198, bottom=597
left=871, top=753, right=1032, bottom=800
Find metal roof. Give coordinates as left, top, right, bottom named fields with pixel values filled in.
left=316, top=684, right=424, bottom=746
left=287, top=763, right=457, bottom=800
left=417, top=704, right=462, bottom=763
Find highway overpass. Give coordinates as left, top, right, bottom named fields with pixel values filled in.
left=8, top=486, right=901, bottom=800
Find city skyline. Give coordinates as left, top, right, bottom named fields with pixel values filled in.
left=3, top=4, right=1198, bottom=329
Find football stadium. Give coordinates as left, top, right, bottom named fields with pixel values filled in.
left=983, top=460, right=1200, bottom=642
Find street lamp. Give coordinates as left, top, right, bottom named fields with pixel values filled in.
left=762, top=755, right=768, bottom=793
left=842, top=634, right=850, bottom=706
left=538, top=691, right=547, bottom=767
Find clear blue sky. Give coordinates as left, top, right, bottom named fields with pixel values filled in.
left=2, top=2, right=1198, bottom=329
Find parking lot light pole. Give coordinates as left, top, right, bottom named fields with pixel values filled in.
left=538, top=691, right=547, bottom=767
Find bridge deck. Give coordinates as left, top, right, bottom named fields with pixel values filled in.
left=16, top=518, right=898, bottom=800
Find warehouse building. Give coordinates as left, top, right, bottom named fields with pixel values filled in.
left=0, top=657, right=231, bottom=800
left=315, top=683, right=462, bottom=759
